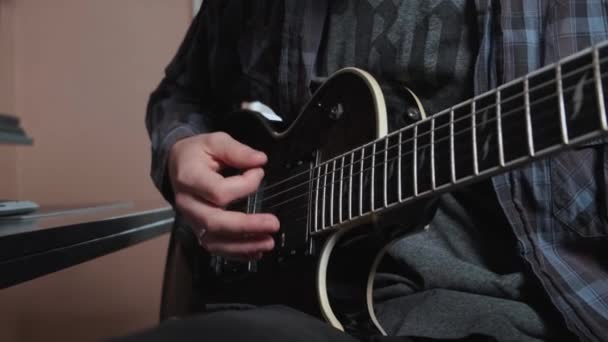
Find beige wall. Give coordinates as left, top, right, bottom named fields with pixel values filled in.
left=15, top=0, right=191, bottom=205
left=0, top=0, right=17, bottom=199
left=0, top=145, right=17, bottom=198
left=0, top=0, right=15, bottom=115
left=0, top=1, right=192, bottom=341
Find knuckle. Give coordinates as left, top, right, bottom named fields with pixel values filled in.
left=209, top=132, right=230, bottom=146
left=233, top=214, right=249, bottom=231
left=208, top=188, right=231, bottom=207
left=216, top=196, right=232, bottom=207
left=248, top=174, right=263, bottom=189
left=235, top=144, right=251, bottom=155
left=174, top=168, right=195, bottom=188
left=202, top=215, right=217, bottom=231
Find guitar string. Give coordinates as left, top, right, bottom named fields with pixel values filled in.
left=293, top=115, right=594, bottom=232
left=236, top=74, right=600, bottom=218
left=233, top=69, right=604, bottom=211
left=230, top=57, right=604, bottom=204
left=229, top=59, right=594, bottom=200
left=226, top=70, right=605, bottom=237
left=265, top=113, right=568, bottom=221
left=258, top=96, right=598, bottom=231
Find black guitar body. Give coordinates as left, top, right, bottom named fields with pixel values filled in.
left=195, top=68, right=427, bottom=337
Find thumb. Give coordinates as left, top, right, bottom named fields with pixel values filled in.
left=206, top=132, right=268, bottom=169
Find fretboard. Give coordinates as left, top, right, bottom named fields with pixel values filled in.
left=310, top=41, right=608, bottom=234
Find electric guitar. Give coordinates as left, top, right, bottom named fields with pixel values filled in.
left=179, top=41, right=608, bottom=337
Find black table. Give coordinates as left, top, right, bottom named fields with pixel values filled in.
left=0, top=201, right=174, bottom=289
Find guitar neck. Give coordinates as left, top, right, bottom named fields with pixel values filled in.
left=309, top=41, right=608, bottom=234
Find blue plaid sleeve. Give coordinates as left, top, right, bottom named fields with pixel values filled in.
left=477, top=1, right=608, bottom=340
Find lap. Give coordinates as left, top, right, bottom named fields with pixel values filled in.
left=111, top=305, right=361, bottom=342
left=111, top=305, right=501, bottom=342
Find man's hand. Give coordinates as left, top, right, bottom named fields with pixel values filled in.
left=168, top=132, right=280, bottom=260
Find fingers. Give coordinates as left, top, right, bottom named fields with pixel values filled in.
left=170, top=132, right=279, bottom=260
left=176, top=193, right=280, bottom=258
left=172, top=133, right=268, bottom=207
left=182, top=165, right=265, bottom=207
left=204, top=132, right=267, bottom=169
left=213, top=168, right=266, bottom=206
left=172, top=156, right=265, bottom=207
left=178, top=193, right=280, bottom=235
left=201, top=206, right=280, bottom=236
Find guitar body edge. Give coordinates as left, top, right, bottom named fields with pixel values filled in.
left=209, top=67, right=425, bottom=338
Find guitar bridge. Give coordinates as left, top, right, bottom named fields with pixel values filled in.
left=210, top=256, right=258, bottom=276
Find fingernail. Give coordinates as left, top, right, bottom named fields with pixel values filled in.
left=267, top=216, right=280, bottom=230
left=266, top=238, right=275, bottom=250
left=254, top=152, right=267, bottom=162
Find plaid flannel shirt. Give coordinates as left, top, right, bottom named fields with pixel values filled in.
left=146, top=1, right=608, bottom=340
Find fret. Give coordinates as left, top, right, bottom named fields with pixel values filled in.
left=339, top=156, right=344, bottom=223
left=433, top=112, right=451, bottom=188
left=370, top=143, right=376, bottom=210
left=383, top=137, right=389, bottom=207
left=496, top=89, right=505, bottom=166
left=359, top=148, right=365, bottom=216
left=430, top=116, right=436, bottom=190
left=556, top=63, right=569, bottom=144
left=349, top=152, right=354, bottom=219
left=412, top=125, right=419, bottom=196
left=529, top=67, right=562, bottom=151
left=248, top=191, right=259, bottom=277
left=247, top=191, right=259, bottom=272
left=321, top=163, right=328, bottom=229
left=330, top=159, right=336, bottom=226
left=449, top=108, right=456, bottom=183
left=314, top=163, right=321, bottom=232
left=452, top=105, right=473, bottom=180
left=307, top=164, right=315, bottom=237
left=561, top=49, right=605, bottom=142
left=474, top=93, right=498, bottom=172
left=524, top=77, right=535, bottom=156
left=501, top=81, right=528, bottom=163
left=593, top=47, right=608, bottom=131
left=397, top=131, right=403, bottom=201
left=471, top=100, right=479, bottom=175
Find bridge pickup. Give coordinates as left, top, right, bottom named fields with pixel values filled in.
left=259, top=160, right=314, bottom=259
left=211, top=256, right=258, bottom=276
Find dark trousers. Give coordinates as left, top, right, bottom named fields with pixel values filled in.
left=110, top=305, right=495, bottom=342
left=119, top=235, right=495, bottom=342
left=110, top=305, right=426, bottom=342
